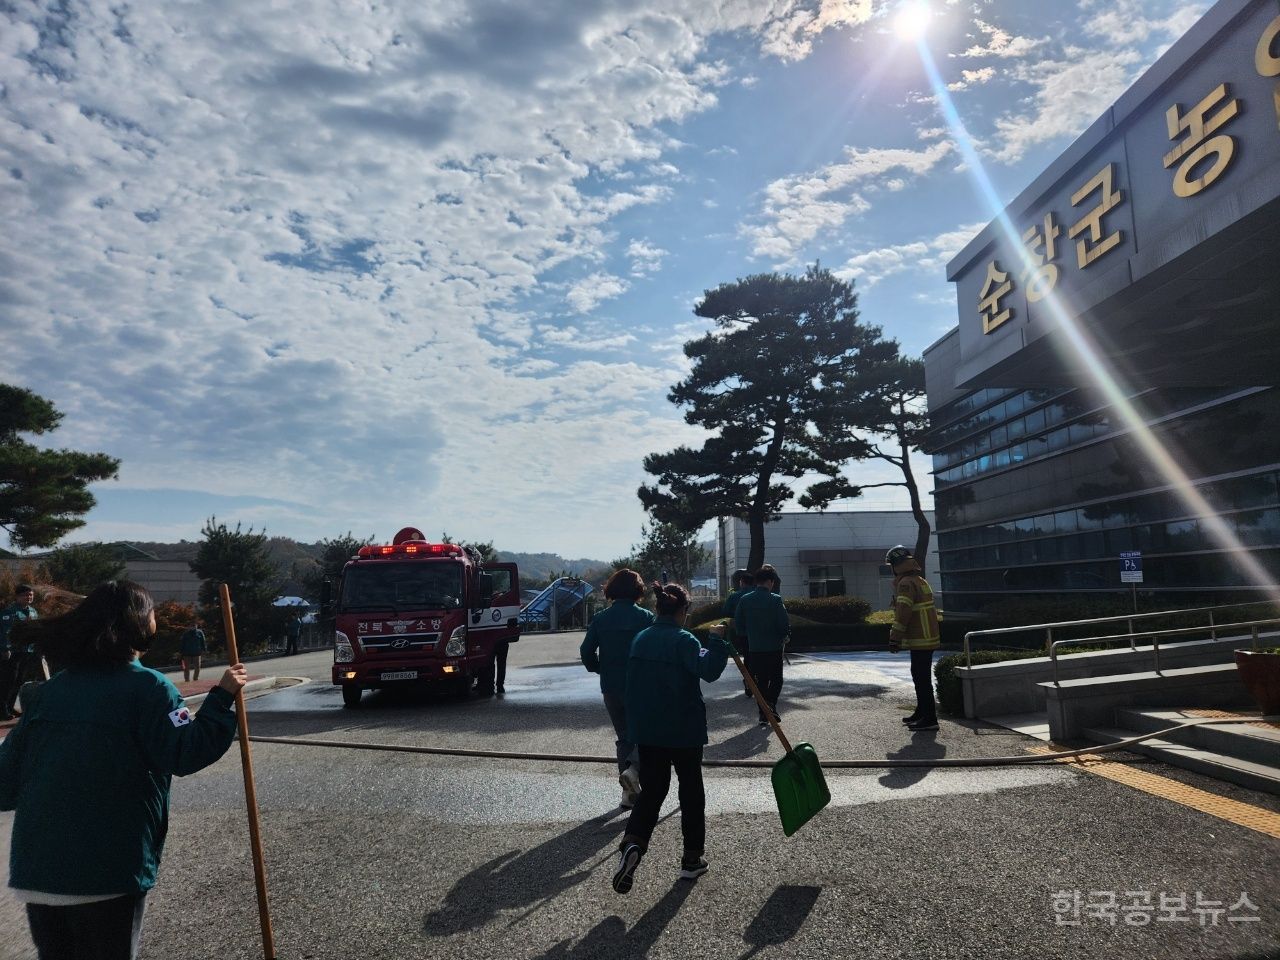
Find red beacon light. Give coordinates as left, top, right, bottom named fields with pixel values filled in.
left=357, top=533, right=464, bottom=558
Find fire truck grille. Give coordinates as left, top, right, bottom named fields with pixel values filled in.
left=360, top=634, right=440, bottom=654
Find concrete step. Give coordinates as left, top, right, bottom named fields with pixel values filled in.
left=1113, top=709, right=1280, bottom=767
left=1083, top=725, right=1280, bottom=796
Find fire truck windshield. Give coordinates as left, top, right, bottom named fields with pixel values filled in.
left=339, top=562, right=464, bottom=612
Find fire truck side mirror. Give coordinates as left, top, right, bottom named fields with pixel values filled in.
left=320, top=579, right=333, bottom=618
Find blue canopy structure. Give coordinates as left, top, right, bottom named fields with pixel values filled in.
left=519, top=577, right=593, bottom=631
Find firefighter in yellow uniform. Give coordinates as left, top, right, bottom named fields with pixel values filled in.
left=886, top=545, right=940, bottom=732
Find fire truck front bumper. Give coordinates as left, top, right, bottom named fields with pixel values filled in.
left=333, top=659, right=468, bottom=687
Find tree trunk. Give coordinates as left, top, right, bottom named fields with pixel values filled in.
left=747, top=511, right=766, bottom=572
left=899, top=416, right=932, bottom=575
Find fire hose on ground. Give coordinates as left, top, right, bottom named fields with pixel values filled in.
left=247, top=714, right=1278, bottom=768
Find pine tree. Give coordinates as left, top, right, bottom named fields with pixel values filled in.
left=190, top=517, right=280, bottom=650
left=0, top=384, right=119, bottom=550
left=800, top=352, right=932, bottom=570
left=639, top=266, right=894, bottom=570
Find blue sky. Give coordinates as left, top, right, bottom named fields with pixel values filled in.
left=1, top=0, right=1208, bottom=558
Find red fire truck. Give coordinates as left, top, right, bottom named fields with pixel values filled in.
left=327, top=527, right=521, bottom=707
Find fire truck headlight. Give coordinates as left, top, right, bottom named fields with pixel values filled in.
left=334, top=630, right=355, bottom=664
left=445, top=624, right=467, bottom=657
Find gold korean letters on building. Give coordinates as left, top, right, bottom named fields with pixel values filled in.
left=1068, top=164, right=1125, bottom=268
left=1163, top=83, right=1241, bottom=197
left=1257, top=14, right=1280, bottom=128
left=978, top=164, right=1127, bottom=333
left=978, top=261, right=1013, bottom=334
left=1022, top=213, right=1061, bottom=303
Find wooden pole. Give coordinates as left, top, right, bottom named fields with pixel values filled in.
left=218, top=583, right=277, bottom=960
left=712, top=625, right=793, bottom=753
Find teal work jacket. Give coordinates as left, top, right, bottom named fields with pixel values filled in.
left=580, top=600, right=655, bottom=698
left=0, top=660, right=238, bottom=896
left=625, top=619, right=730, bottom=748
left=733, top=587, right=790, bottom=653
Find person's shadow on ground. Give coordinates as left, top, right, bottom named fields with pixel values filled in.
left=422, top=809, right=627, bottom=936
left=708, top=723, right=771, bottom=760
left=740, top=885, right=823, bottom=959
left=535, top=882, right=823, bottom=959
left=537, top=878, right=695, bottom=959
left=877, top=731, right=946, bottom=790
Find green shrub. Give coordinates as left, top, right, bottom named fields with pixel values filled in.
left=783, top=596, right=872, bottom=624
left=933, top=648, right=1045, bottom=716
left=688, top=598, right=724, bottom=625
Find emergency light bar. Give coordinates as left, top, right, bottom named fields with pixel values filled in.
left=356, top=542, right=464, bottom=558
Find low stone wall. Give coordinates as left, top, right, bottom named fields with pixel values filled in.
left=1041, top=664, right=1253, bottom=740
left=954, top=635, right=1266, bottom=719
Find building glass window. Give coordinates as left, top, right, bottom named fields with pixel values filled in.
left=807, top=566, right=846, bottom=598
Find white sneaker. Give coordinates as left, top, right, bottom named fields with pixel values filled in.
left=619, top=766, right=641, bottom=795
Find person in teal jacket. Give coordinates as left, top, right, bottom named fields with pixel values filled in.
left=0, top=584, right=39, bottom=720
left=0, top=580, right=247, bottom=960
left=580, top=569, right=654, bottom=809
left=611, top=581, right=731, bottom=895
left=721, top=569, right=753, bottom=697
left=733, top=564, right=789, bottom=725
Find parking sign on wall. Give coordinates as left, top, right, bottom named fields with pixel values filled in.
left=1120, top=551, right=1144, bottom=584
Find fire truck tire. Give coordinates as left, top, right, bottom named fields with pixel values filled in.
left=341, top=684, right=363, bottom=708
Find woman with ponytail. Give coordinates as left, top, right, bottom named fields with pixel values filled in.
left=0, top=579, right=247, bottom=960
left=611, top=581, right=731, bottom=895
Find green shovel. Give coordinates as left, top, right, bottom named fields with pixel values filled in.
left=714, top=625, right=831, bottom=836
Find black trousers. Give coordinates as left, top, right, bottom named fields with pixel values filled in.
left=910, top=648, right=937, bottom=722
left=494, top=640, right=508, bottom=689
left=26, top=893, right=147, bottom=960
left=751, top=650, right=784, bottom=721
left=2, top=651, right=40, bottom=714
left=478, top=641, right=509, bottom=692
left=0, top=653, right=18, bottom=715
left=623, top=744, right=705, bottom=857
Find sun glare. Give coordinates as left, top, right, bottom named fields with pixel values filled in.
left=894, top=1, right=932, bottom=41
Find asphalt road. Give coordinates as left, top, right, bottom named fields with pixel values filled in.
left=1, top=634, right=1277, bottom=959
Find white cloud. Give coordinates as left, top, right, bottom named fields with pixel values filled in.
left=984, top=47, right=1143, bottom=163
left=626, top=238, right=668, bottom=276
left=835, top=221, right=985, bottom=287
left=955, top=18, right=1045, bottom=59
left=1079, top=0, right=1209, bottom=46
left=565, top=272, right=631, bottom=313
left=743, top=140, right=955, bottom=263
left=947, top=66, right=996, bottom=91
left=758, top=0, right=875, bottom=61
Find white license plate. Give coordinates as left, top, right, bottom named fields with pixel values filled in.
left=380, top=670, right=418, bottom=681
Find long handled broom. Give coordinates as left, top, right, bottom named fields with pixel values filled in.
left=219, top=583, right=277, bottom=960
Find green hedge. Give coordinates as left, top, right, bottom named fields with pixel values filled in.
left=933, top=649, right=1045, bottom=716
left=690, top=620, right=889, bottom=649
left=687, top=598, right=724, bottom=626
left=783, top=596, right=872, bottom=624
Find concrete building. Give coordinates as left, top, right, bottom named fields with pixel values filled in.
left=1, top=544, right=203, bottom=604
left=715, top=510, right=939, bottom=611
left=925, top=0, right=1280, bottom=615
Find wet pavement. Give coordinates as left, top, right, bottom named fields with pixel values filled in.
left=0, top=633, right=1276, bottom=959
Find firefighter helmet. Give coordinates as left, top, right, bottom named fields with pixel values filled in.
left=884, top=545, right=914, bottom=568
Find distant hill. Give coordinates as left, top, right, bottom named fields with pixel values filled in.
left=120, top=539, right=612, bottom=583
left=494, top=550, right=612, bottom=583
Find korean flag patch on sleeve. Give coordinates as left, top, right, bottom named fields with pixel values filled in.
left=168, top=705, right=193, bottom=728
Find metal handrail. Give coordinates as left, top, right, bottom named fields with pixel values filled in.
left=1048, top=616, right=1280, bottom=685
left=961, top=597, right=1278, bottom=667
